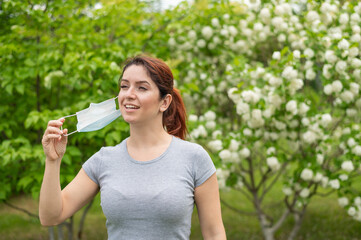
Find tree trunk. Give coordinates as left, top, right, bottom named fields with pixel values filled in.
left=48, top=227, right=55, bottom=240
left=288, top=209, right=306, bottom=240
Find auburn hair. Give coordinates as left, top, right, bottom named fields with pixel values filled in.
left=120, top=55, right=188, bottom=140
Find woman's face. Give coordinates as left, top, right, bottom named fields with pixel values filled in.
left=118, top=65, right=169, bottom=125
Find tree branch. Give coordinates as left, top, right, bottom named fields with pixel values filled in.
left=271, top=208, right=290, bottom=233
left=77, top=198, right=94, bottom=240
left=3, top=201, right=39, bottom=219
left=260, top=162, right=288, bottom=201
left=220, top=198, right=257, bottom=216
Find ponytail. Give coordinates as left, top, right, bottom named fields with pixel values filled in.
left=163, top=88, right=188, bottom=140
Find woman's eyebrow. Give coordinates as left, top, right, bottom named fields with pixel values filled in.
left=120, top=79, right=151, bottom=85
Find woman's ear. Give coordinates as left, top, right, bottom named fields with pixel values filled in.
left=160, top=94, right=172, bottom=112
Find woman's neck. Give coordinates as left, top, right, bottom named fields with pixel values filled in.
left=128, top=122, right=171, bottom=148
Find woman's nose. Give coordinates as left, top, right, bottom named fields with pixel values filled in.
left=124, top=87, right=136, bottom=99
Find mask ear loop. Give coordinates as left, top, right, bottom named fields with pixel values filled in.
left=60, top=113, right=78, bottom=137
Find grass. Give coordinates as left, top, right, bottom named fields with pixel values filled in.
left=1, top=188, right=361, bottom=240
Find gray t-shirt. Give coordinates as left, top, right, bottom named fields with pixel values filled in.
left=82, top=136, right=216, bottom=240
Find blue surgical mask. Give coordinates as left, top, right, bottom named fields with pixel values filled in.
left=61, top=97, right=121, bottom=136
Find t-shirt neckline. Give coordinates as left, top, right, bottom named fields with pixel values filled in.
left=124, top=136, right=175, bottom=165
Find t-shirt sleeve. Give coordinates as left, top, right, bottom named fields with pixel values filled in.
left=82, top=148, right=103, bottom=185
left=193, top=146, right=216, bottom=188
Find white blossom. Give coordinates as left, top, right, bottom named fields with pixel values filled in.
left=351, top=33, right=361, bottom=43
left=302, top=117, right=310, bottom=126
left=320, top=114, right=332, bottom=127
left=304, top=48, right=315, bottom=58
left=324, top=84, right=333, bottom=95
left=342, top=161, right=355, bottom=172
left=314, top=172, right=323, bottom=182
left=168, top=38, right=176, bottom=47
left=303, top=131, right=317, bottom=144
left=347, top=109, right=357, bottom=117
left=329, top=179, right=340, bottom=189
left=336, top=60, right=347, bottom=74
left=355, top=197, right=361, bottom=206
left=306, top=11, right=320, bottom=22
left=216, top=168, right=230, bottom=189
left=283, top=187, right=292, bottom=196
left=201, top=26, right=213, bottom=39
left=219, top=149, right=232, bottom=162
left=212, top=130, right=222, bottom=139
left=300, top=188, right=310, bottom=198
left=254, top=22, right=264, bottom=32
left=236, top=101, right=250, bottom=115
left=332, top=80, right=343, bottom=93
left=325, top=50, right=338, bottom=63
left=299, top=103, right=310, bottom=115
left=267, top=147, right=276, bottom=155
left=282, top=66, right=298, bottom=80
left=260, top=8, right=271, bottom=22
left=188, top=114, right=198, bottom=122
left=188, top=30, right=197, bottom=40
left=286, top=100, right=298, bottom=115
left=272, top=51, right=281, bottom=60
left=338, top=39, right=350, bottom=50
left=243, top=128, right=252, bottom=136
left=338, top=197, right=349, bottom=207
left=352, top=58, right=361, bottom=68
left=267, top=157, right=280, bottom=171
left=353, top=145, right=361, bottom=156
left=269, top=76, right=282, bottom=87
left=205, top=85, right=216, bottom=95
left=211, top=18, right=220, bottom=27
left=351, top=13, right=361, bottom=23
left=239, top=147, right=250, bottom=158
left=208, top=140, right=223, bottom=152
left=197, top=39, right=206, bottom=48
left=352, top=25, right=361, bottom=34
left=339, top=174, right=349, bottom=181
left=340, top=90, right=354, bottom=103
left=349, top=83, right=359, bottom=96
left=242, top=90, right=260, bottom=104
left=206, top=121, right=216, bottom=130
left=305, top=69, right=316, bottom=80
left=293, top=50, right=301, bottom=59
left=268, top=94, right=283, bottom=109
left=348, top=207, right=357, bottom=216
left=300, top=168, right=313, bottom=181
left=204, top=111, right=216, bottom=121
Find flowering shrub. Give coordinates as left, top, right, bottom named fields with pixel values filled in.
left=167, top=0, right=361, bottom=239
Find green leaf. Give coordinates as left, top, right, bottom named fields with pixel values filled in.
left=24, top=58, right=36, bottom=67
left=18, top=176, right=33, bottom=190
left=15, top=84, right=25, bottom=95
left=5, top=84, right=13, bottom=94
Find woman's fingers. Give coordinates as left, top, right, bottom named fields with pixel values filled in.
left=47, top=118, right=65, bottom=128
left=45, top=126, right=63, bottom=135
left=44, top=134, right=63, bottom=141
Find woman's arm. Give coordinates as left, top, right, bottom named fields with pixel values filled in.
left=194, top=173, right=227, bottom=240
left=39, top=119, right=99, bottom=226
left=39, top=166, right=99, bottom=226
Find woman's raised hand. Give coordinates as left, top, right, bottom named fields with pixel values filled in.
left=42, top=118, right=68, bottom=161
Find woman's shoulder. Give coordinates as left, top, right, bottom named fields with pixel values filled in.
left=96, top=138, right=127, bottom=156
left=172, top=137, right=209, bottom=155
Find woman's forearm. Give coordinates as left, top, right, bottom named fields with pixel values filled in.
left=39, top=158, right=63, bottom=226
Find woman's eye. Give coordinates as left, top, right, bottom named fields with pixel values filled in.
left=120, top=85, right=128, bottom=89
left=139, top=86, right=147, bottom=90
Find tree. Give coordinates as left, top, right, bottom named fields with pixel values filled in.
left=166, top=0, right=361, bottom=239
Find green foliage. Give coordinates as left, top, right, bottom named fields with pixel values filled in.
left=0, top=0, right=164, bottom=201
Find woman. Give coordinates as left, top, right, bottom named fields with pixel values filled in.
left=40, top=55, right=226, bottom=240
